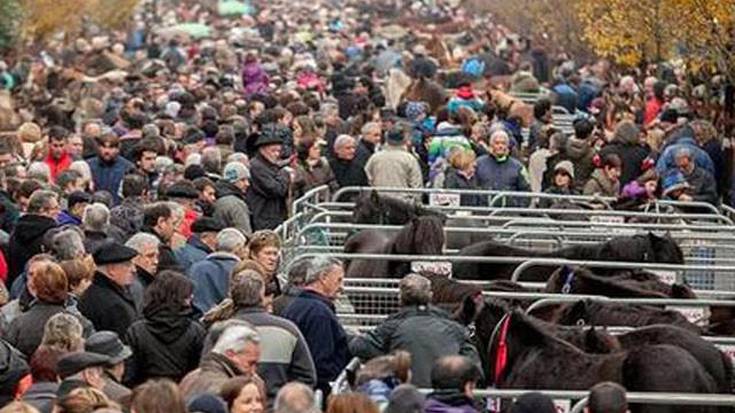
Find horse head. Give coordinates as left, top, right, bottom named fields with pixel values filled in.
left=487, top=310, right=549, bottom=386
left=352, top=190, right=384, bottom=224
left=647, top=232, right=685, bottom=264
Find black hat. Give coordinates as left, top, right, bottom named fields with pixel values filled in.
left=67, top=191, right=93, bottom=209
left=93, top=240, right=138, bottom=265
left=510, top=392, right=556, bottom=413
left=85, top=331, right=132, bottom=365
left=254, top=125, right=284, bottom=148
left=165, top=180, right=199, bottom=199
left=191, top=217, right=225, bottom=234
left=56, top=351, right=111, bottom=379
left=659, top=108, right=679, bottom=124
left=183, top=127, right=205, bottom=144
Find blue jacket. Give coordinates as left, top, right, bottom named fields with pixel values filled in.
left=655, top=136, right=715, bottom=177
left=281, top=290, right=350, bottom=396
left=57, top=210, right=81, bottom=226
left=175, top=236, right=212, bottom=274
left=189, top=252, right=240, bottom=314
left=86, top=156, right=134, bottom=205
left=475, top=155, right=530, bottom=206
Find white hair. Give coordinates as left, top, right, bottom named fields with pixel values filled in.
left=334, top=134, right=355, bottom=149
left=489, top=128, right=510, bottom=144
left=69, top=161, right=92, bottom=183
left=361, top=122, right=381, bottom=136
left=125, top=232, right=160, bottom=253
left=27, top=161, right=51, bottom=183
left=274, top=382, right=318, bottom=413
left=82, top=203, right=110, bottom=232
left=212, top=325, right=260, bottom=354
left=52, top=229, right=86, bottom=260
left=304, top=255, right=342, bottom=285
left=217, top=228, right=247, bottom=253
left=226, top=152, right=249, bottom=166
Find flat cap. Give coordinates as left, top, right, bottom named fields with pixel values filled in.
left=85, top=331, right=132, bottom=365
left=191, top=217, right=225, bottom=234
left=93, top=240, right=139, bottom=265
left=56, top=351, right=111, bottom=379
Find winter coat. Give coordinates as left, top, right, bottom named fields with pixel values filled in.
left=110, top=197, right=145, bottom=240
left=86, top=156, right=134, bottom=205
left=5, top=301, right=94, bottom=358
left=232, top=307, right=317, bottom=402
left=424, top=394, right=480, bottom=413
left=189, top=252, right=240, bottom=314
left=44, top=152, right=72, bottom=182
left=684, top=167, right=719, bottom=205
left=281, top=289, right=350, bottom=396
left=272, top=286, right=301, bottom=316
left=656, top=136, right=715, bottom=177
left=475, top=155, right=530, bottom=205
left=0, top=339, right=29, bottom=406
left=125, top=308, right=205, bottom=386
left=180, top=353, right=265, bottom=400
left=599, top=134, right=649, bottom=186
left=213, top=180, right=253, bottom=236
left=7, top=214, right=56, bottom=288
left=78, top=272, right=139, bottom=338
left=564, top=137, right=595, bottom=191
left=22, top=381, right=58, bottom=413
left=141, top=226, right=181, bottom=272
left=174, top=236, right=212, bottom=274
left=348, top=305, right=480, bottom=388
left=292, top=158, right=339, bottom=200
left=583, top=169, right=620, bottom=197
left=56, top=210, right=81, bottom=226
left=245, top=155, right=290, bottom=231
left=552, top=82, right=577, bottom=114
left=101, top=371, right=131, bottom=403
left=241, top=62, right=269, bottom=97
left=364, top=146, right=423, bottom=195
left=330, top=157, right=369, bottom=189
left=443, top=168, right=482, bottom=206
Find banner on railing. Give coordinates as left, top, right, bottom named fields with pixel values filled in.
left=411, top=261, right=453, bottom=277
left=429, top=192, right=461, bottom=207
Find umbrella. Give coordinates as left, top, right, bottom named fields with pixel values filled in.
left=218, top=1, right=253, bottom=16
left=158, top=23, right=212, bottom=40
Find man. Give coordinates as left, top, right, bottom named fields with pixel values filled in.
left=423, top=356, right=482, bottom=413
left=274, top=382, right=319, bottom=413
left=78, top=241, right=140, bottom=338
left=230, top=271, right=317, bottom=402
left=57, top=191, right=92, bottom=226
left=142, top=202, right=181, bottom=272
left=132, top=138, right=160, bottom=188
left=273, top=257, right=311, bottom=316
left=357, top=121, right=382, bottom=161
left=57, top=170, right=85, bottom=197
left=125, top=233, right=161, bottom=303
left=475, top=129, right=530, bottom=203
left=67, top=134, right=84, bottom=159
left=349, top=273, right=480, bottom=387
left=281, top=256, right=350, bottom=398
left=56, top=351, right=111, bottom=396
left=180, top=324, right=262, bottom=399
left=246, top=129, right=290, bottom=230
left=201, top=146, right=223, bottom=180
left=82, top=203, right=124, bottom=254
left=164, top=180, right=200, bottom=238
left=673, top=148, right=718, bottom=205
left=329, top=134, right=369, bottom=189
left=44, top=126, right=73, bottom=182
left=587, top=382, right=629, bottom=413
left=86, top=130, right=134, bottom=205
left=528, top=98, right=552, bottom=151
left=110, top=174, right=149, bottom=239
left=364, top=127, right=422, bottom=199
left=193, top=177, right=217, bottom=217
left=7, top=190, right=59, bottom=287
left=175, top=216, right=223, bottom=273
left=214, top=162, right=253, bottom=235
left=85, top=331, right=132, bottom=402
left=190, top=228, right=248, bottom=313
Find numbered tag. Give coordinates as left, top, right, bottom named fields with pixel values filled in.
left=714, top=344, right=735, bottom=366
left=429, top=193, right=461, bottom=207
left=411, top=261, right=453, bottom=277
left=667, top=305, right=710, bottom=325
left=553, top=399, right=571, bottom=413
left=654, top=270, right=678, bottom=285
left=590, top=215, right=625, bottom=224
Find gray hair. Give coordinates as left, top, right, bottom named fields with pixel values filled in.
left=201, top=146, right=222, bottom=174
left=28, top=190, right=58, bottom=214
left=488, top=128, right=510, bottom=145
left=52, top=229, right=86, bottom=260
left=217, top=228, right=247, bottom=253
left=231, top=270, right=265, bottom=308
left=675, top=147, right=693, bottom=160
left=82, top=203, right=110, bottom=232
left=155, top=156, right=174, bottom=173
left=304, top=255, right=342, bottom=285
left=321, top=102, right=339, bottom=118
left=226, top=152, right=249, bottom=166
left=211, top=325, right=260, bottom=354
left=185, top=153, right=201, bottom=168
left=203, top=319, right=252, bottom=355
left=361, top=121, right=381, bottom=136
left=334, top=134, right=355, bottom=150
left=42, top=313, right=84, bottom=352
left=399, top=273, right=433, bottom=306
left=69, top=161, right=92, bottom=183
left=125, top=232, right=160, bottom=253
left=166, top=202, right=185, bottom=223
left=27, top=162, right=51, bottom=183
left=274, top=382, right=317, bottom=413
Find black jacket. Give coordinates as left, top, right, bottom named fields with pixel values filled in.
left=329, top=157, right=369, bottom=189
left=124, top=308, right=205, bottom=386
left=600, top=139, right=650, bottom=186
left=245, top=155, right=290, bottom=231
left=142, top=226, right=181, bottom=272
left=0, top=339, right=29, bottom=406
left=78, top=272, right=139, bottom=338
left=7, top=214, right=56, bottom=287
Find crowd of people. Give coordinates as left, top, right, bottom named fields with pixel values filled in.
left=0, top=0, right=730, bottom=410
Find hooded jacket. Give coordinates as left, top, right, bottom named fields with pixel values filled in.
left=7, top=214, right=57, bottom=288
left=564, top=137, right=595, bottom=191
left=245, top=154, right=290, bottom=231
left=583, top=169, right=620, bottom=197
left=213, top=180, right=253, bottom=236
left=656, top=136, right=715, bottom=177
left=0, top=339, right=29, bottom=406
left=599, top=123, right=649, bottom=186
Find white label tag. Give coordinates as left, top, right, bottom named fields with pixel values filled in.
left=654, top=270, right=678, bottom=285
left=590, top=215, right=625, bottom=224
left=554, top=399, right=571, bottom=413
left=487, top=397, right=501, bottom=412
left=715, top=344, right=735, bottom=366
left=430, top=192, right=461, bottom=207
left=667, top=305, right=710, bottom=325
left=411, top=261, right=453, bottom=277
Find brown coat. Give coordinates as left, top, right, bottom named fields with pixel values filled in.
left=179, top=352, right=266, bottom=400
left=292, top=158, right=338, bottom=199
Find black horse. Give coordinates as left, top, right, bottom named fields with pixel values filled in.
left=452, top=232, right=685, bottom=281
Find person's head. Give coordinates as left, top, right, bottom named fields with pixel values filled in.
left=94, top=241, right=138, bottom=287
left=67, top=191, right=93, bottom=219
left=30, top=344, right=67, bottom=383
left=193, top=177, right=217, bottom=205
left=84, top=331, right=132, bottom=381
left=134, top=138, right=160, bottom=174
left=586, top=382, right=628, bottom=413
left=430, top=355, right=481, bottom=398
left=68, top=161, right=92, bottom=190
left=384, top=384, right=425, bottom=413
left=0, top=139, right=14, bottom=168
left=303, top=255, right=344, bottom=300
left=326, top=392, right=379, bottom=413
left=489, top=129, right=510, bottom=159
left=573, top=118, right=595, bottom=141
left=553, top=160, right=574, bottom=189
left=601, top=153, right=622, bottom=182
left=295, top=138, right=325, bottom=163
left=448, top=148, right=476, bottom=175
left=97, top=130, right=121, bottom=162
left=27, top=162, right=51, bottom=183
left=636, top=169, right=659, bottom=198
left=223, top=162, right=251, bottom=192
left=48, top=126, right=70, bottom=160
left=510, top=392, right=556, bottom=413
left=131, top=379, right=187, bottom=413
left=82, top=202, right=110, bottom=233
left=67, top=134, right=84, bottom=158
left=54, top=387, right=118, bottom=413
left=212, top=325, right=261, bottom=375
left=399, top=273, right=432, bottom=306
left=59, top=256, right=96, bottom=296
left=274, top=382, right=317, bottom=413
left=356, top=350, right=412, bottom=386
left=121, top=173, right=149, bottom=199
left=220, top=376, right=265, bottom=413
left=144, top=202, right=176, bottom=241
left=42, top=313, right=84, bottom=352
left=57, top=170, right=84, bottom=195
left=52, top=228, right=86, bottom=260
left=533, top=98, right=552, bottom=123
left=361, top=122, right=382, bottom=145
left=675, top=147, right=694, bottom=174
left=202, top=146, right=223, bottom=175
left=217, top=228, right=249, bottom=258
left=334, top=134, right=357, bottom=161
left=285, top=256, right=311, bottom=288
left=143, top=270, right=194, bottom=317
left=248, top=230, right=281, bottom=274
left=126, top=233, right=161, bottom=275
left=230, top=270, right=266, bottom=309
left=15, top=180, right=42, bottom=212
left=28, top=260, right=68, bottom=304
left=27, top=189, right=60, bottom=218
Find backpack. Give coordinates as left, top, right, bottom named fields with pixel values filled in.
left=461, top=57, right=486, bottom=78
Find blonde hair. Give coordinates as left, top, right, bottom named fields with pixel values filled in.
left=448, top=148, right=476, bottom=171
left=55, top=387, right=119, bottom=413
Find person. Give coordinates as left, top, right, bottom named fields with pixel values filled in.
left=326, top=393, right=380, bottom=413
left=423, top=356, right=482, bottom=413
left=81, top=203, right=122, bottom=254
left=528, top=98, right=552, bottom=151
left=443, top=148, right=481, bottom=206
left=247, top=230, right=283, bottom=300
left=78, top=241, right=140, bottom=337
left=22, top=344, right=66, bottom=412
left=274, top=382, right=318, bottom=413
left=644, top=79, right=666, bottom=126
left=40, top=313, right=85, bottom=352
left=583, top=153, right=622, bottom=197
left=272, top=257, right=310, bottom=316
left=586, top=382, right=628, bottom=413
left=246, top=130, right=291, bottom=231
left=214, top=162, right=253, bottom=236
left=510, top=392, right=556, bottom=413
left=599, top=120, right=649, bottom=186
left=618, top=169, right=659, bottom=209
left=55, top=351, right=111, bottom=396
left=692, top=119, right=725, bottom=196
left=281, top=256, right=350, bottom=398
left=364, top=127, right=423, bottom=199
left=7, top=190, right=59, bottom=288
left=43, top=126, right=73, bottom=182
left=57, top=192, right=92, bottom=227
left=329, top=135, right=369, bottom=189
left=242, top=54, right=269, bottom=97
left=130, top=379, right=188, bottom=413
left=125, top=271, right=205, bottom=385
left=110, top=174, right=149, bottom=239
left=672, top=147, right=718, bottom=205
left=349, top=274, right=480, bottom=388
left=175, top=217, right=223, bottom=273
left=475, top=129, right=529, bottom=204
left=54, top=387, right=119, bottom=412
left=292, top=138, right=338, bottom=200
left=539, top=160, right=577, bottom=209
left=164, top=180, right=200, bottom=239
left=219, top=376, right=266, bottom=413
left=142, top=202, right=181, bottom=272
left=84, top=331, right=132, bottom=402
left=190, top=228, right=248, bottom=313
left=179, top=323, right=262, bottom=399
left=0, top=339, right=30, bottom=406
left=357, top=122, right=382, bottom=160
left=85, top=130, right=134, bottom=205
left=384, top=384, right=426, bottom=413
left=125, top=233, right=161, bottom=300
left=355, top=351, right=411, bottom=410
left=133, top=138, right=162, bottom=189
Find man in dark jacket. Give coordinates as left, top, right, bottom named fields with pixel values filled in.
left=281, top=256, right=349, bottom=398
left=7, top=190, right=59, bottom=288
left=141, top=202, right=181, bottom=272
left=190, top=228, right=247, bottom=313
left=214, top=162, right=253, bottom=235
left=475, top=130, right=529, bottom=206
left=85, top=130, right=134, bottom=205
left=674, top=147, right=718, bottom=205
left=329, top=134, right=369, bottom=189
left=599, top=120, right=649, bottom=186
left=349, top=273, right=480, bottom=388
left=175, top=217, right=222, bottom=273
left=245, top=128, right=291, bottom=230
left=424, top=356, right=482, bottom=413
left=79, top=241, right=140, bottom=338
left=0, top=339, right=30, bottom=406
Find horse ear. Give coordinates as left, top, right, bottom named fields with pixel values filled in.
left=370, top=190, right=380, bottom=204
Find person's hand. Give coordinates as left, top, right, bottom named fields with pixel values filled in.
left=678, top=194, right=693, bottom=202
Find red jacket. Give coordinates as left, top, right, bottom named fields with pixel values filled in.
left=644, top=97, right=663, bottom=126
left=44, top=152, right=72, bottom=182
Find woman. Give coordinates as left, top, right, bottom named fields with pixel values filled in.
left=125, top=271, right=206, bottom=386
left=326, top=393, right=379, bottom=413
left=248, top=230, right=283, bottom=298
left=583, top=153, right=622, bottom=197
left=443, top=148, right=481, bottom=206
left=355, top=351, right=411, bottom=411
left=220, top=376, right=265, bottom=413
left=131, top=379, right=187, bottom=413
left=539, top=160, right=578, bottom=209
left=292, top=138, right=338, bottom=200
left=59, top=256, right=95, bottom=299
left=53, top=387, right=118, bottom=413
left=292, top=116, right=320, bottom=146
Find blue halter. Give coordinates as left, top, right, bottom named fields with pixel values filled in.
left=561, top=267, right=576, bottom=294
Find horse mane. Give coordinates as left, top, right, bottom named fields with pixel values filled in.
left=353, top=191, right=447, bottom=225
left=559, top=299, right=695, bottom=331
left=391, top=216, right=445, bottom=255
left=545, top=266, right=670, bottom=298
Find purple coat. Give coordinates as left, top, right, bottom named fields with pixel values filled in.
left=424, top=398, right=479, bottom=413
left=241, top=62, right=269, bottom=96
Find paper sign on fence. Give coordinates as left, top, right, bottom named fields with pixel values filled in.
left=429, top=193, right=461, bottom=207
left=590, top=215, right=625, bottom=224
left=653, top=270, right=678, bottom=285
left=411, top=261, right=452, bottom=277
left=667, top=305, right=710, bottom=325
